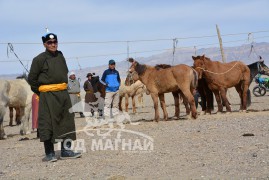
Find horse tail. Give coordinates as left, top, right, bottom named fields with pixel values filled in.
left=191, top=68, right=198, bottom=89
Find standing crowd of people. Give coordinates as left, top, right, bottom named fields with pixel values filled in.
left=29, top=32, right=121, bottom=162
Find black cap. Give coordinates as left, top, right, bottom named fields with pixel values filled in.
left=42, top=33, right=57, bottom=43
left=86, top=73, right=94, bottom=77
left=109, top=59, right=115, bottom=65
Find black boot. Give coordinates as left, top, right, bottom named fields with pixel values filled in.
left=44, top=140, right=57, bottom=162
left=79, top=112, right=85, bottom=118
left=60, top=140, right=82, bottom=160
left=36, top=129, right=40, bottom=138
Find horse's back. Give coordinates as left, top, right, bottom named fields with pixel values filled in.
left=8, top=79, right=32, bottom=107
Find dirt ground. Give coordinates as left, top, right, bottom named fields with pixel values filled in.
left=0, top=83, right=269, bottom=179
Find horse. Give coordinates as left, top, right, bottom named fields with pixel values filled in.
left=195, top=78, right=214, bottom=114
left=0, top=80, right=10, bottom=140
left=8, top=74, right=28, bottom=126
left=119, top=77, right=147, bottom=113
left=119, top=71, right=147, bottom=113
left=197, top=60, right=269, bottom=114
left=155, top=64, right=192, bottom=117
left=248, top=60, right=269, bottom=83
left=89, top=75, right=106, bottom=116
left=8, top=74, right=33, bottom=135
left=192, top=55, right=250, bottom=113
left=128, top=58, right=198, bottom=122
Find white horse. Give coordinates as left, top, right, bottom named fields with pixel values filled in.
left=8, top=77, right=33, bottom=135
left=0, top=80, right=10, bottom=139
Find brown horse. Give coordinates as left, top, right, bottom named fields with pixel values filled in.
left=192, top=55, right=250, bottom=112
left=128, top=58, right=198, bottom=121
left=155, top=64, right=192, bottom=117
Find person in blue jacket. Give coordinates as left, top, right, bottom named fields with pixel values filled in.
left=101, top=59, right=121, bottom=118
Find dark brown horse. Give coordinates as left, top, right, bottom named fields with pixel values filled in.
left=128, top=58, right=198, bottom=121
left=192, top=55, right=250, bottom=113
left=90, top=75, right=106, bottom=116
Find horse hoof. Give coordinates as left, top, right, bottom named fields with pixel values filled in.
left=0, top=135, right=7, bottom=140
left=20, top=130, right=24, bottom=135
left=172, top=116, right=179, bottom=120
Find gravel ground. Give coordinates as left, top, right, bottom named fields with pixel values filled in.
left=0, top=83, right=269, bottom=179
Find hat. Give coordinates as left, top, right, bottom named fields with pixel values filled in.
left=86, top=73, right=93, bottom=77
left=69, top=71, right=75, bottom=76
left=109, top=59, right=116, bottom=65
left=42, top=33, right=57, bottom=43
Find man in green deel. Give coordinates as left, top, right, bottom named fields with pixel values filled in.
left=28, top=32, right=82, bottom=162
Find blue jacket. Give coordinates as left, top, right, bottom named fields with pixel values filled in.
left=101, top=68, right=121, bottom=92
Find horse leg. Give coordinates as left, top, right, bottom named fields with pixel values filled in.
left=131, top=96, right=136, bottom=113
left=158, top=93, right=168, bottom=120
left=220, top=88, right=231, bottom=113
left=206, top=88, right=214, bottom=114
left=20, top=104, right=32, bottom=134
left=0, top=116, right=7, bottom=140
left=150, top=93, right=160, bottom=122
left=9, top=107, right=14, bottom=126
left=181, top=89, right=197, bottom=119
left=15, top=107, right=21, bottom=125
left=235, top=84, right=246, bottom=111
left=172, top=91, right=180, bottom=119
left=124, top=95, right=129, bottom=112
left=119, top=96, right=123, bottom=112
left=181, top=92, right=190, bottom=116
left=212, top=89, right=223, bottom=113
left=240, top=81, right=249, bottom=111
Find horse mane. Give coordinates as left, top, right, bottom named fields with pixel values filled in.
left=155, top=64, right=172, bottom=70
left=135, top=62, right=147, bottom=75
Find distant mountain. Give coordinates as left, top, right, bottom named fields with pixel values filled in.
left=1, top=42, right=268, bottom=82
left=74, top=42, right=269, bottom=82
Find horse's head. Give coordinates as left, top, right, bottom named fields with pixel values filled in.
left=125, top=71, right=136, bottom=86
left=259, top=61, right=269, bottom=76
left=127, top=57, right=147, bottom=78
left=16, top=73, right=29, bottom=83
left=192, top=55, right=206, bottom=79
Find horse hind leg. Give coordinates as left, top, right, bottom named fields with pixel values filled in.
left=172, top=91, right=180, bottom=119
left=131, top=96, right=136, bottom=113
left=9, top=107, right=14, bottom=126
left=0, top=116, right=7, bottom=140
left=15, top=107, right=21, bottom=125
left=220, top=88, right=231, bottom=113
left=158, top=93, right=168, bottom=120
left=181, top=88, right=197, bottom=119
left=212, top=89, right=223, bottom=113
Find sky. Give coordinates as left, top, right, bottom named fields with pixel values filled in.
left=0, top=0, right=269, bottom=75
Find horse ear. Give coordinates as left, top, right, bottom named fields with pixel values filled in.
left=128, top=57, right=135, bottom=63
left=192, top=56, right=196, bottom=60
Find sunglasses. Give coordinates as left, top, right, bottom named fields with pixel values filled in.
left=46, top=40, right=58, bottom=45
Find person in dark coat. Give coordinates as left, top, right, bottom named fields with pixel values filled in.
left=83, top=73, right=97, bottom=116
left=28, top=32, right=82, bottom=162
